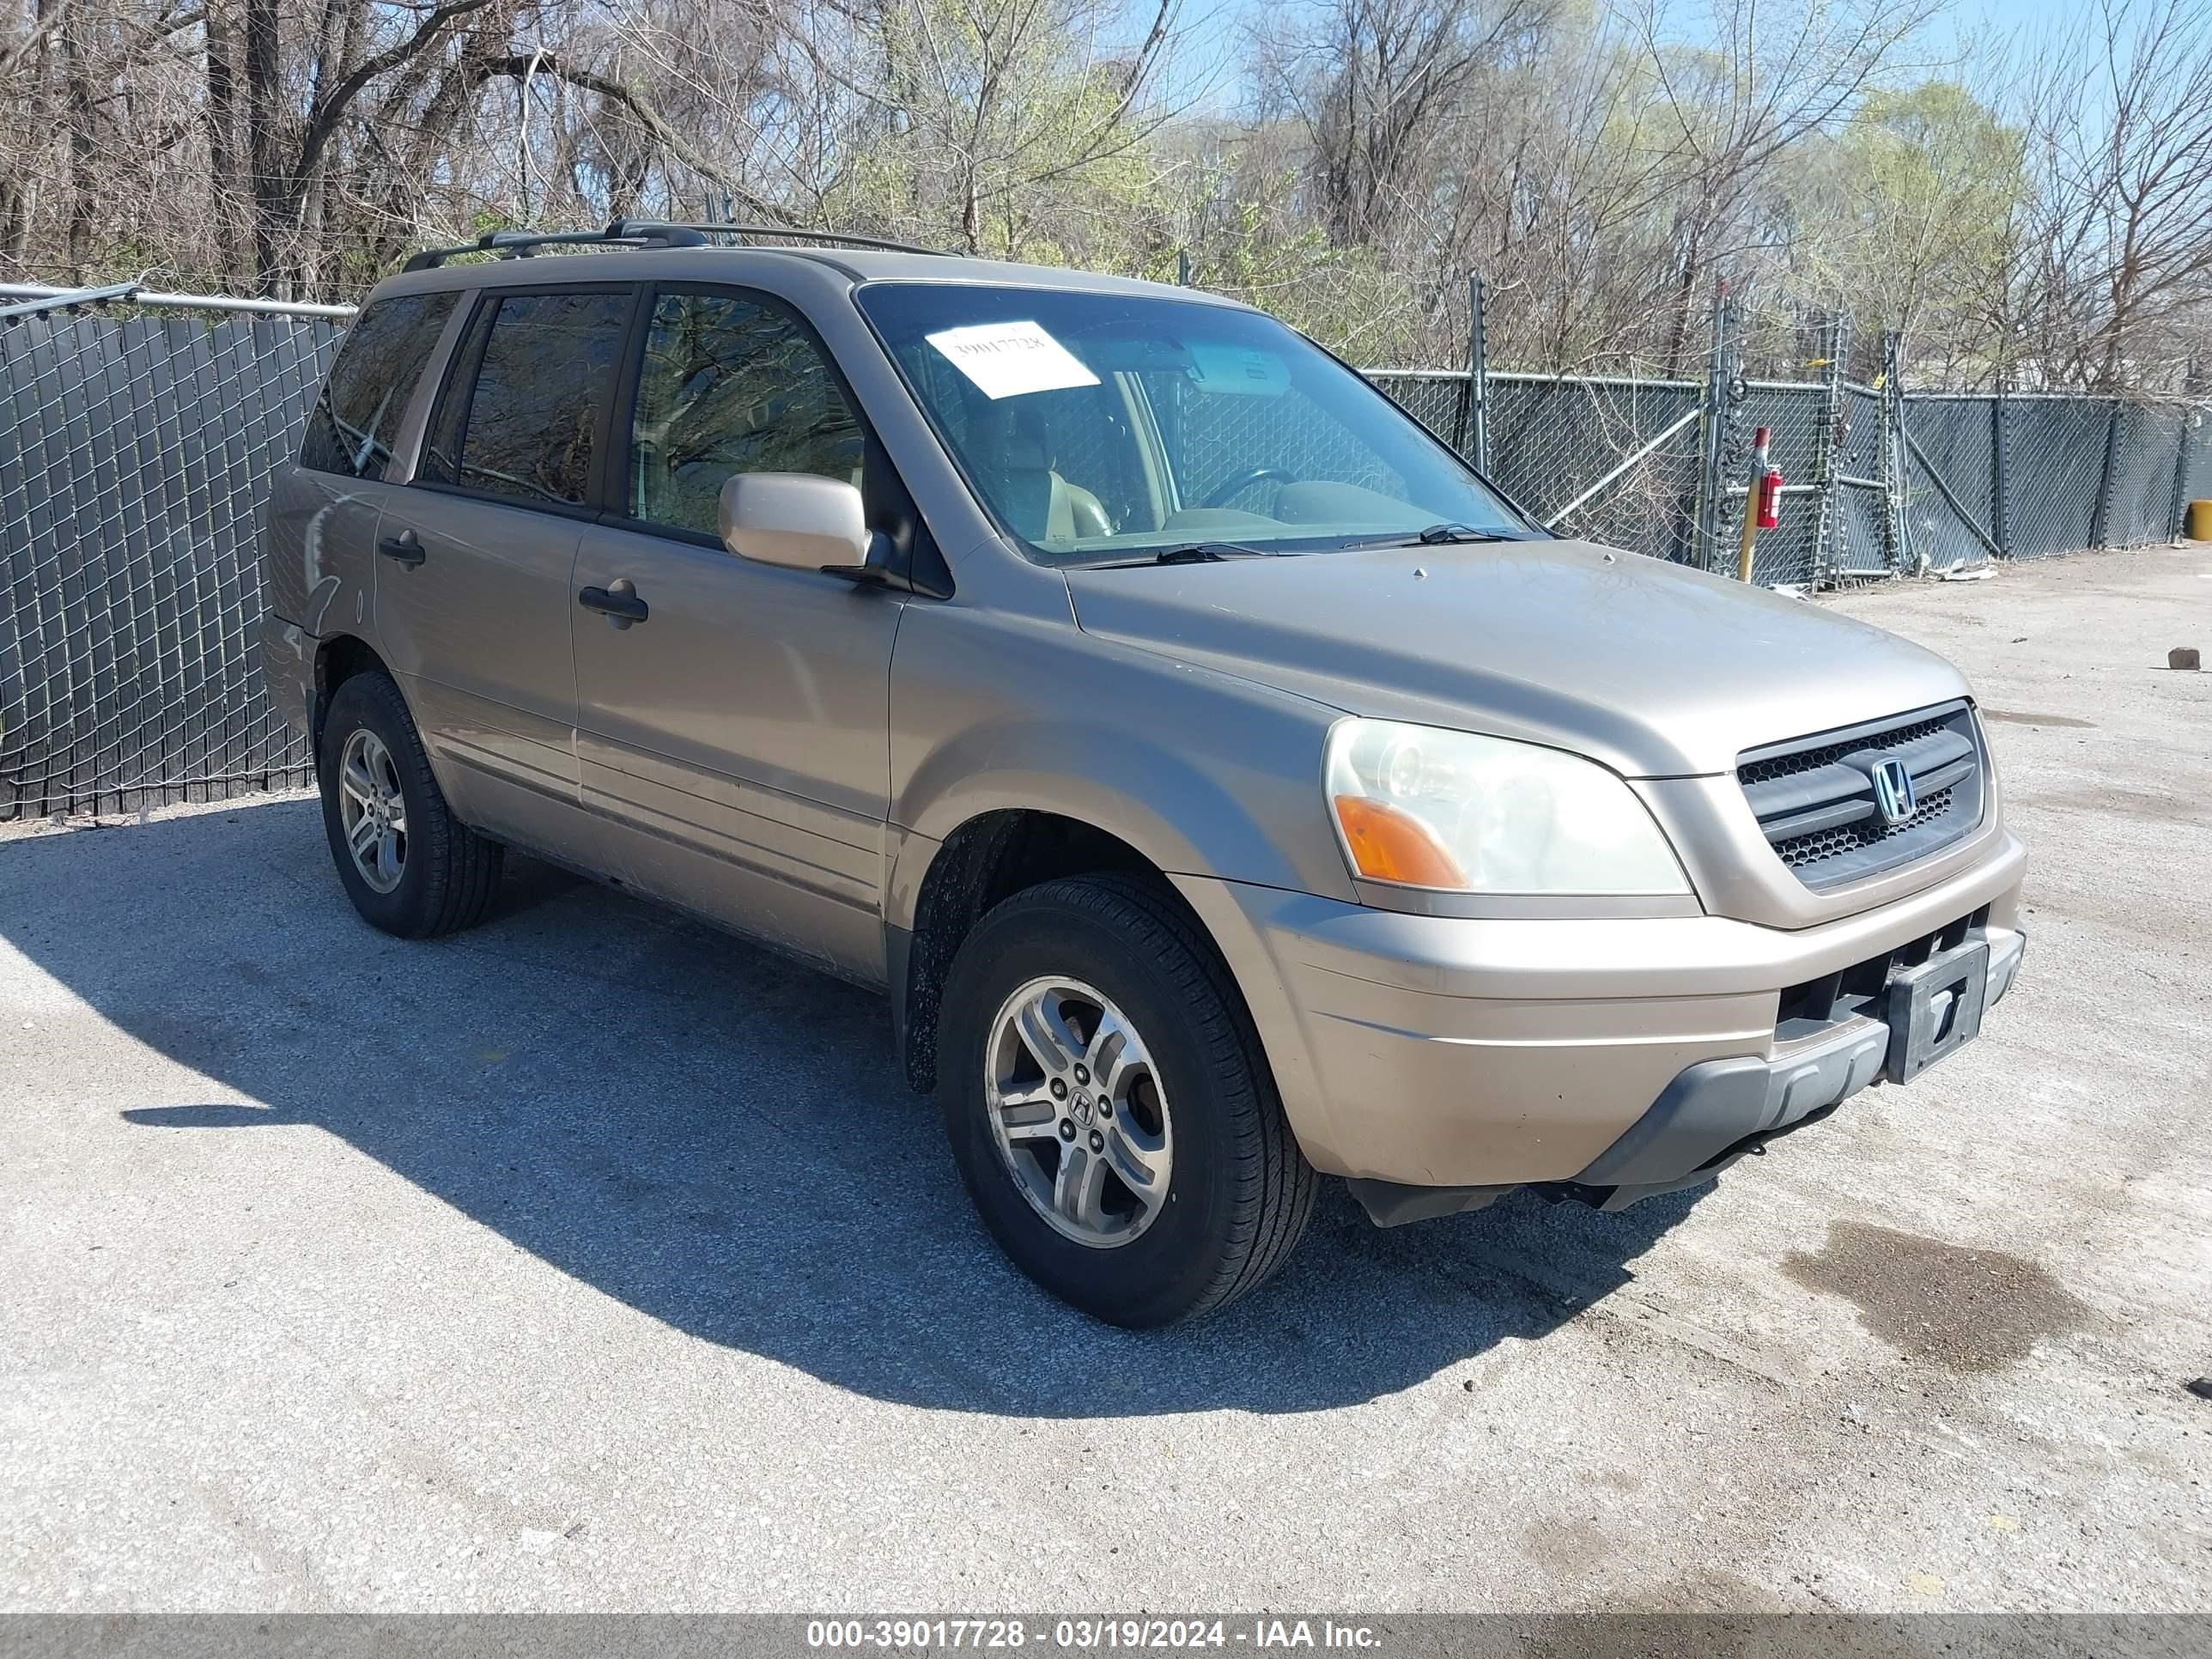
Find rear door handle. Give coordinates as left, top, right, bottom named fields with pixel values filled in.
left=377, top=531, right=425, bottom=568
left=578, top=580, right=648, bottom=627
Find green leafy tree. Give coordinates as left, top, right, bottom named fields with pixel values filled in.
left=1793, top=80, right=2027, bottom=378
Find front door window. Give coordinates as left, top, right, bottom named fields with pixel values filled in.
left=628, top=291, right=866, bottom=537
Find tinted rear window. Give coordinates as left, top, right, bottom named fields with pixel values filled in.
left=297, top=292, right=456, bottom=480
left=418, top=289, right=631, bottom=507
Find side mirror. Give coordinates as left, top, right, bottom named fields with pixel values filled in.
left=718, top=473, right=872, bottom=572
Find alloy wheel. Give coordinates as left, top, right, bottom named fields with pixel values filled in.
left=336, top=727, right=408, bottom=894
left=984, top=975, right=1174, bottom=1248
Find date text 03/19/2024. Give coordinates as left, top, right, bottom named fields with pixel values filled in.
left=804, top=1620, right=1384, bottom=1650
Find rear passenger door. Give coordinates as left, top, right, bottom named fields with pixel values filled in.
left=568, top=283, right=905, bottom=981
left=377, top=285, right=636, bottom=855
left=270, top=290, right=458, bottom=635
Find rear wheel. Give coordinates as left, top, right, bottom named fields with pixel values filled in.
left=938, top=874, right=1316, bottom=1327
left=317, top=671, right=501, bottom=938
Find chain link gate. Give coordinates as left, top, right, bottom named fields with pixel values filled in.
left=3, top=276, right=2209, bottom=823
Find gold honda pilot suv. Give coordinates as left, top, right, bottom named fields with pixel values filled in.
left=260, top=222, right=2027, bottom=1326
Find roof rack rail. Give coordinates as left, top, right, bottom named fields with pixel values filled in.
left=679, top=222, right=948, bottom=257
left=401, top=221, right=706, bottom=271
left=401, top=218, right=945, bottom=272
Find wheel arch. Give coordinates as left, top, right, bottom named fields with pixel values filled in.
left=310, top=634, right=393, bottom=760
left=894, top=809, right=1206, bottom=1094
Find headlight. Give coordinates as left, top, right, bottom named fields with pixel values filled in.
left=1324, top=718, right=1689, bottom=895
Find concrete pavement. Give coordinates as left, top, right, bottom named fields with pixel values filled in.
left=3, top=547, right=2208, bottom=1612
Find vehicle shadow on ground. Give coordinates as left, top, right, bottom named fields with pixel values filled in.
left=5, top=798, right=1707, bottom=1417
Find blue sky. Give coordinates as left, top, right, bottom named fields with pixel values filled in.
left=1925, top=0, right=2092, bottom=64
left=1140, top=0, right=2094, bottom=118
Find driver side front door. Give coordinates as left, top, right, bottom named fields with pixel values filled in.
left=568, top=283, right=906, bottom=982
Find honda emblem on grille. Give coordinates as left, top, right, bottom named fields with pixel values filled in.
left=1870, top=757, right=1917, bottom=826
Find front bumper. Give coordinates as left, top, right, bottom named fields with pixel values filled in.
left=1553, top=923, right=2021, bottom=1206
left=1170, top=831, right=2027, bottom=1207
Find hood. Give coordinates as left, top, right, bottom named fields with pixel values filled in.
left=1064, top=540, right=1971, bottom=778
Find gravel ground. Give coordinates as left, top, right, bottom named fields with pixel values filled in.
left=3, top=546, right=2208, bottom=1613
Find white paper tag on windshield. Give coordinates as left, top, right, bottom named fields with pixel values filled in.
left=926, top=321, right=1100, bottom=400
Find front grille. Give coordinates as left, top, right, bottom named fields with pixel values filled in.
left=1738, top=712, right=1956, bottom=787
left=1737, top=702, right=1986, bottom=891
left=1778, top=784, right=1954, bottom=870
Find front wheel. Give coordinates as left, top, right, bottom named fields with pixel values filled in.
left=938, top=875, right=1316, bottom=1327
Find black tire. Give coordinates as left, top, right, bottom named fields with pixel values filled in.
left=317, top=671, right=502, bottom=939
left=938, top=873, right=1316, bottom=1327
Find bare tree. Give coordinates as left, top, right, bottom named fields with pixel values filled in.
left=1250, top=0, right=1550, bottom=248
left=2008, top=0, right=2212, bottom=388
left=1619, top=0, right=1944, bottom=372
left=4, top=0, right=2208, bottom=386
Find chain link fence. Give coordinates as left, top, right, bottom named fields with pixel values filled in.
left=1, top=284, right=345, bottom=820
left=1373, top=289, right=2207, bottom=591
left=1488, top=374, right=1705, bottom=564
left=3, top=277, right=2207, bottom=821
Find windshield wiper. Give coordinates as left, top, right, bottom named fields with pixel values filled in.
left=1083, top=542, right=1283, bottom=568
left=1154, top=541, right=1279, bottom=563
left=1419, top=522, right=1519, bottom=544
left=1340, top=523, right=1524, bottom=550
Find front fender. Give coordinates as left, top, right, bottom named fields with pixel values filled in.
left=886, top=602, right=1355, bottom=927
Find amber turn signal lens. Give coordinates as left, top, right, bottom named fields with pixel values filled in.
left=1331, top=795, right=1468, bottom=889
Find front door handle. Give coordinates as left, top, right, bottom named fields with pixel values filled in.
left=378, top=531, right=425, bottom=568
left=578, top=579, right=649, bottom=627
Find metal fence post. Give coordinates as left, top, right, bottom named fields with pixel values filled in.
left=2168, top=362, right=2202, bottom=542
left=1176, top=249, right=1193, bottom=287
left=1991, top=370, right=2012, bottom=558
left=1808, top=309, right=1848, bottom=585
left=1876, top=333, right=1911, bottom=572
left=1463, top=273, right=1491, bottom=471
left=1694, top=287, right=1734, bottom=573
left=2087, top=398, right=2124, bottom=549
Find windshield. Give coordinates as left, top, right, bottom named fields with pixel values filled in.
left=854, top=282, right=1528, bottom=565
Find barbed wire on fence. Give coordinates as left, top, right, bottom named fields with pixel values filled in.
left=1, top=277, right=2206, bottom=822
